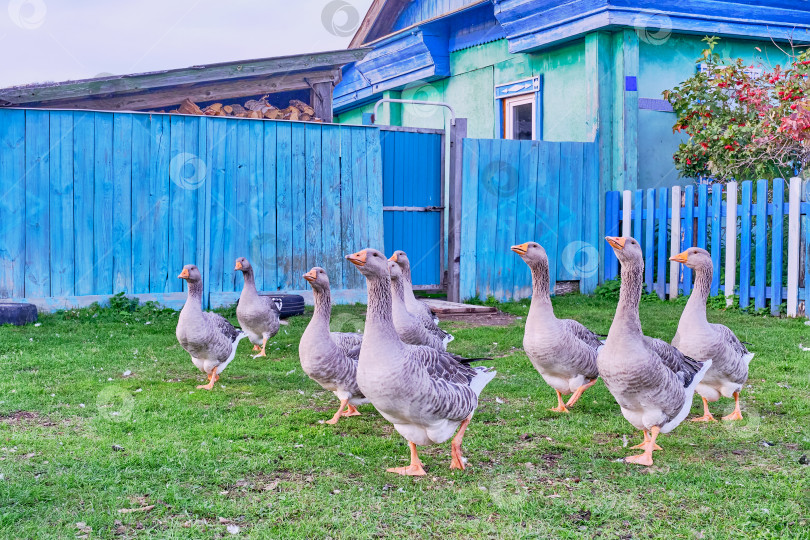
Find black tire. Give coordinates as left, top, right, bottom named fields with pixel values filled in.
left=0, top=303, right=38, bottom=326
left=262, top=293, right=305, bottom=319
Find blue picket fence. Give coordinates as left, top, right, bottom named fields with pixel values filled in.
left=605, top=179, right=810, bottom=316
left=0, top=108, right=383, bottom=309
left=460, top=137, right=600, bottom=301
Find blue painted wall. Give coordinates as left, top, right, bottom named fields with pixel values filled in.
left=0, top=109, right=383, bottom=308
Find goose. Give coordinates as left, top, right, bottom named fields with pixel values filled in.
left=300, top=267, right=368, bottom=424
left=670, top=247, right=754, bottom=421
left=388, top=251, right=453, bottom=345
left=389, top=260, right=447, bottom=350
left=511, top=242, right=600, bottom=412
left=346, top=248, right=495, bottom=475
left=177, top=265, right=247, bottom=390
left=235, top=257, right=283, bottom=358
left=599, top=237, right=712, bottom=465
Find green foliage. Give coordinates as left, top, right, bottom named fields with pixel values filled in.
left=594, top=278, right=621, bottom=299
left=664, top=36, right=810, bottom=181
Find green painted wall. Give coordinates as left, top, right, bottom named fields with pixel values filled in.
left=336, top=38, right=589, bottom=142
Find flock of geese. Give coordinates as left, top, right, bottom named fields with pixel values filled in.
left=174, top=237, right=754, bottom=473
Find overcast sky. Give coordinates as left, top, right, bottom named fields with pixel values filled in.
left=0, top=0, right=374, bottom=87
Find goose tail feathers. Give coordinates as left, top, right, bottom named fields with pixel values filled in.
left=469, top=366, right=496, bottom=397
left=216, top=331, right=248, bottom=375
left=661, top=358, right=712, bottom=433
left=741, top=352, right=755, bottom=367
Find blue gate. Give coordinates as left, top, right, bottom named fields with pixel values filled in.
left=380, top=127, right=444, bottom=288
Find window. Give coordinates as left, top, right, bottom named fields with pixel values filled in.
left=504, top=94, right=535, bottom=140
left=494, top=76, right=542, bottom=140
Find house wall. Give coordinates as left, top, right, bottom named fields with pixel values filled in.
left=336, top=38, right=589, bottom=142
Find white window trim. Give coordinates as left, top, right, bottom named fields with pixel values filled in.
left=504, top=94, right=536, bottom=140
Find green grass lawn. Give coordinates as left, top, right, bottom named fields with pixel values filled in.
left=1, top=295, right=808, bottom=538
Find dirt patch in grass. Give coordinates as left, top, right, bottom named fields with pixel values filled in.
left=441, top=311, right=518, bottom=327
left=0, top=410, right=57, bottom=427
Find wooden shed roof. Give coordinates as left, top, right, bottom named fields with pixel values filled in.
left=0, top=48, right=370, bottom=111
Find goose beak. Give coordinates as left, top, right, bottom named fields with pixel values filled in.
left=346, top=250, right=368, bottom=267
left=670, top=250, right=689, bottom=263
left=178, top=268, right=190, bottom=279
left=388, top=253, right=398, bottom=262
left=511, top=243, right=529, bottom=255
left=234, top=260, right=243, bottom=271
left=605, top=236, right=626, bottom=250
left=303, top=269, right=317, bottom=282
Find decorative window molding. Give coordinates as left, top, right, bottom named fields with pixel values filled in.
left=494, top=76, right=543, bottom=140
left=697, top=63, right=764, bottom=78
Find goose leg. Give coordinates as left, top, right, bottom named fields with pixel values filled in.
left=565, top=379, right=598, bottom=408
left=691, top=396, right=717, bottom=422
left=252, top=337, right=268, bottom=359
left=325, top=399, right=349, bottom=425
left=549, top=390, right=570, bottom=413
left=722, top=392, right=743, bottom=421
left=197, top=371, right=219, bottom=390
left=450, top=416, right=471, bottom=470
left=629, top=430, right=663, bottom=451
left=340, top=403, right=361, bottom=417
left=387, top=441, right=426, bottom=476
left=625, top=427, right=660, bottom=466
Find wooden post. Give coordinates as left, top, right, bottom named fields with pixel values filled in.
left=447, top=118, right=467, bottom=303
left=310, top=81, right=334, bottom=122
left=621, top=190, right=632, bottom=238
left=724, top=181, right=738, bottom=306
left=669, top=185, right=681, bottom=299
left=786, top=177, right=801, bottom=317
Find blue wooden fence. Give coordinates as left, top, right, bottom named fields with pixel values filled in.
left=381, top=128, right=444, bottom=287
left=605, top=179, right=810, bottom=316
left=460, top=138, right=600, bottom=301
left=0, top=108, right=383, bottom=309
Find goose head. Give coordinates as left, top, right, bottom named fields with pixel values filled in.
left=606, top=236, right=643, bottom=269
left=303, top=266, right=330, bottom=292
left=670, top=247, right=711, bottom=271
left=388, top=250, right=410, bottom=272
left=346, top=248, right=389, bottom=279
left=178, top=264, right=202, bottom=284
left=388, top=260, right=403, bottom=282
left=234, top=257, right=252, bottom=273
left=511, top=241, right=548, bottom=267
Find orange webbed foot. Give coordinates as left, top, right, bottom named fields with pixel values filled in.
left=252, top=344, right=261, bottom=352
left=624, top=453, right=654, bottom=466
left=386, top=464, right=426, bottom=476
left=722, top=410, right=743, bottom=421
left=251, top=351, right=267, bottom=359
left=340, top=404, right=361, bottom=417
left=549, top=405, right=570, bottom=413
left=691, top=414, right=717, bottom=422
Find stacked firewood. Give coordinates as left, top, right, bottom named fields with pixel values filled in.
left=171, top=96, right=323, bottom=122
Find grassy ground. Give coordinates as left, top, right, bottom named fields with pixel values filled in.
left=0, top=294, right=808, bottom=539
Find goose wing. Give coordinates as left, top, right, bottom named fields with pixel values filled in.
left=711, top=323, right=750, bottom=357
left=332, top=332, right=363, bottom=355
left=643, top=336, right=704, bottom=387
left=562, top=319, right=603, bottom=349
left=203, top=312, right=242, bottom=343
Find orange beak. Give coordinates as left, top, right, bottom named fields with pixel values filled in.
left=234, top=260, right=243, bottom=271
left=606, top=236, right=626, bottom=250
left=670, top=250, right=689, bottom=264
left=178, top=268, right=190, bottom=279
left=346, top=250, right=368, bottom=267
left=388, top=253, right=398, bottom=262
left=303, top=269, right=317, bottom=282
left=511, top=242, right=529, bottom=255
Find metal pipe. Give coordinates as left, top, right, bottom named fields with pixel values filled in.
left=372, top=98, right=456, bottom=126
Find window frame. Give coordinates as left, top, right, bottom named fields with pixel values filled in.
left=494, top=76, right=543, bottom=141
left=504, top=93, right=536, bottom=140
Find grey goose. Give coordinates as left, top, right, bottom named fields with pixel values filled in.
left=235, top=257, right=283, bottom=358
left=599, top=237, right=712, bottom=466
left=347, top=248, right=495, bottom=476
left=670, top=247, right=754, bottom=422
left=177, top=265, right=247, bottom=390
left=300, top=267, right=368, bottom=424
left=511, top=242, right=600, bottom=412
left=389, top=260, right=448, bottom=350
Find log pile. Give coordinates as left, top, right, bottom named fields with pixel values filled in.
left=169, top=96, right=323, bottom=122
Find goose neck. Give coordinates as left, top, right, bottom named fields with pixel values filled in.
left=311, top=286, right=333, bottom=328
left=184, top=280, right=204, bottom=309
left=684, top=264, right=711, bottom=323
left=365, top=274, right=400, bottom=342
left=611, top=261, right=643, bottom=336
